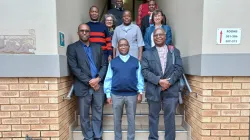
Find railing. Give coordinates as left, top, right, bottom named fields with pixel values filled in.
left=63, top=84, right=74, bottom=100
left=183, top=74, right=192, bottom=93
left=99, top=0, right=108, bottom=22
left=178, top=74, right=192, bottom=104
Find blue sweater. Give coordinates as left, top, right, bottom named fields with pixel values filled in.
left=111, top=56, right=138, bottom=96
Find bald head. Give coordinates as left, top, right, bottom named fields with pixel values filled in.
left=78, top=23, right=90, bottom=32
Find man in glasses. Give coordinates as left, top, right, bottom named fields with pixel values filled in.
left=67, top=24, right=108, bottom=140
left=141, top=28, right=183, bottom=140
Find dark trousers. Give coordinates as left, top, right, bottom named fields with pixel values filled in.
left=148, top=97, right=178, bottom=140
left=78, top=88, right=105, bottom=140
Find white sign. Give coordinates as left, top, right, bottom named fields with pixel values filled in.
left=217, top=28, right=241, bottom=44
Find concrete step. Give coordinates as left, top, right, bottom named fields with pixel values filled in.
left=72, top=125, right=188, bottom=140
left=91, top=103, right=165, bottom=115
left=77, top=114, right=184, bottom=126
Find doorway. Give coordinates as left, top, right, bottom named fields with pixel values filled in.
left=107, top=0, right=143, bottom=21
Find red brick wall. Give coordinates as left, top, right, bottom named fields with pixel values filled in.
left=184, top=76, right=250, bottom=140
left=0, top=77, right=77, bottom=140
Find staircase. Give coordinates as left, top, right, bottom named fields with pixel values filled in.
left=71, top=99, right=190, bottom=140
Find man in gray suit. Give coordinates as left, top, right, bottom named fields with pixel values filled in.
left=67, top=24, right=108, bottom=140
left=141, top=28, right=183, bottom=140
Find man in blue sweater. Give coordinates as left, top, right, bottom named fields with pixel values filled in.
left=104, top=38, right=144, bottom=140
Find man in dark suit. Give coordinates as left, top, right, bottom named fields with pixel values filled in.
left=67, top=24, right=108, bottom=140
left=141, top=28, right=183, bottom=140
left=108, top=0, right=124, bottom=26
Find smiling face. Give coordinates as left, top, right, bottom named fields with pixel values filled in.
left=153, top=12, right=163, bottom=25
left=153, top=28, right=166, bottom=47
left=148, top=0, right=156, bottom=12
left=116, top=0, right=123, bottom=8
left=118, top=39, right=130, bottom=55
left=105, top=16, right=114, bottom=28
left=89, top=6, right=99, bottom=21
left=123, top=11, right=132, bottom=26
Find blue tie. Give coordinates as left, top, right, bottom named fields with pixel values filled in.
left=83, top=45, right=98, bottom=78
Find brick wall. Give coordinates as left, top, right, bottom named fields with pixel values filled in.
left=0, top=77, right=77, bottom=140
left=184, top=76, right=250, bottom=140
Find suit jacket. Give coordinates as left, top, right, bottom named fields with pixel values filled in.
left=141, top=46, right=183, bottom=101
left=67, top=41, right=108, bottom=96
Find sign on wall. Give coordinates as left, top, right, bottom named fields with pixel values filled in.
left=59, top=31, right=65, bottom=47
left=217, top=28, right=241, bottom=45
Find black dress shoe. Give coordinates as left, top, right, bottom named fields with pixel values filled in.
left=94, top=138, right=103, bottom=140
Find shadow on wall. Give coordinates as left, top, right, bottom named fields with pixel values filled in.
left=0, top=29, right=36, bottom=54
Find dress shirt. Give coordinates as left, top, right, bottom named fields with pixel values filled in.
left=156, top=45, right=168, bottom=74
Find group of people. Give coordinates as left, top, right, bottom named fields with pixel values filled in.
left=66, top=0, right=184, bottom=140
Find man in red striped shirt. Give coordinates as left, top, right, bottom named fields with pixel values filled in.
left=87, top=6, right=112, bottom=62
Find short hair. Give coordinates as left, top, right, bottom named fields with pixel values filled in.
left=152, top=9, right=166, bottom=25
left=123, top=10, right=131, bottom=16
left=103, top=14, right=117, bottom=28
left=118, top=38, right=130, bottom=46
left=89, top=6, right=99, bottom=12
left=77, top=23, right=90, bottom=31
left=148, top=0, right=156, bottom=4
left=153, top=28, right=167, bottom=35
left=143, top=0, right=151, bottom=3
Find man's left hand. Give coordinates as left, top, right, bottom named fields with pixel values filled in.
left=161, top=80, right=171, bottom=91
left=108, top=55, right=112, bottom=62
left=89, top=77, right=101, bottom=88
left=137, top=94, right=142, bottom=103
left=93, top=84, right=100, bottom=91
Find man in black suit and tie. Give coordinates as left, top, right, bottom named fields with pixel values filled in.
left=141, top=28, right=183, bottom=140
left=67, top=24, right=108, bottom=140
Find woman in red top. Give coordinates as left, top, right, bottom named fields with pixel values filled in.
left=136, top=0, right=158, bottom=27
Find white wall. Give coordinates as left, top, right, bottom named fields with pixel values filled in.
left=0, top=0, right=58, bottom=55
left=156, top=0, right=204, bottom=57
left=202, top=0, right=250, bottom=54
left=56, top=0, right=108, bottom=55
left=156, top=0, right=250, bottom=56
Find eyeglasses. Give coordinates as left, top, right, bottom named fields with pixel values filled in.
left=153, top=33, right=166, bottom=37
left=118, top=44, right=129, bottom=47
left=106, top=20, right=113, bottom=22
left=79, top=30, right=90, bottom=33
